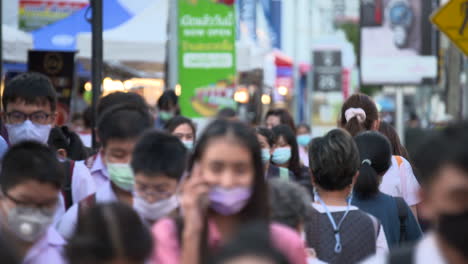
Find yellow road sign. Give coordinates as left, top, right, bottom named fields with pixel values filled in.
left=432, top=0, right=468, bottom=55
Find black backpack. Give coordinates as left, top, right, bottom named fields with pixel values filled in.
left=394, top=197, right=408, bottom=244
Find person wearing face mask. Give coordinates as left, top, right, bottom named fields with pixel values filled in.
left=131, top=131, right=187, bottom=225
left=363, top=122, right=468, bottom=264
left=155, top=90, right=180, bottom=130
left=271, top=125, right=311, bottom=190
left=256, top=127, right=295, bottom=181
left=56, top=104, right=153, bottom=239
left=151, top=120, right=308, bottom=264
left=0, top=141, right=66, bottom=264
left=296, top=124, right=312, bottom=168
left=165, top=116, right=197, bottom=151
left=306, top=129, right=388, bottom=264
left=2, top=73, right=96, bottom=225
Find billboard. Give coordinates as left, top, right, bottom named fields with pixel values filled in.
left=19, top=0, right=88, bottom=31
left=178, top=0, right=237, bottom=118
left=360, top=0, right=438, bottom=85
left=313, top=50, right=342, bottom=92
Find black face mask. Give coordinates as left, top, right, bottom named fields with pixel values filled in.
left=438, top=209, right=468, bottom=259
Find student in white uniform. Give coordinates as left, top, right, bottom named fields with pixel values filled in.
left=339, top=94, right=421, bottom=214
left=56, top=104, right=153, bottom=239
left=363, top=122, right=468, bottom=264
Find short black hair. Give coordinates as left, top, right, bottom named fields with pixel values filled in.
left=272, top=125, right=301, bottom=177
left=354, top=131, right=392, bottom=199
left=309, top=129, right=360, bottom=191
left=165, top=116, right=196, bottom=137
left=297, top=124, right=311, bottom=133
left=413, top=121, right=468, bottom=187
left=97, top=92, right=148, bottom=118
left=48, top=126, right=91, bottom=161
left=97, top=104, right=153, bottom=147
left=217, top=108, right=237, bottom=119
left=157, top=90, right=179, bottom=111
left=3, top=72, right=57, bottom=112
left=268, top=179, right=312, bottom=229
left=255, top=127, right=274, bottom=148
left=132, top=131, right=187, bottom=180
left=0, top=141, right=64, bottom=191
left=82, top=106, right=93, bottom=129
left=66, top=202, right=153, bottom=264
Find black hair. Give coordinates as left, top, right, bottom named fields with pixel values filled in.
left=271, top=125, right=301, bottom=178
left=2, top=72, right=57, bottom=112
left=97, top=104, right=153, bottom=147
left=132, top=131, right=187, bottom=180
left=296, top=124, right=311, bottom=133
left=413, top=121, right=468, bottom=187
left=71, top=113, right=83, bottom=123
left=309, top=129, right=360, bottom=191
left=265, top=109, right=296, bottom=133
left=210, top=221, right=290, bottom=264
left=216, top=108, right=237, bottom=120
left=255, top=127, right=274, bottom=148
left=164, top=116, right=196, bottom=139
left=378, top=121, right=410, bottom=161
left=82, top=106, right=93, bottom=129
left=0, top=141, right=64, bottom=191
left=268, top=178, right=312, bottom=230
left=48, top=126, right=93, bottom=161
left=97, top=92, right=148, bottom=118
left=157, top=90, right=180, bottom=114
left=354, top=131, right=392, bottom=199
left=66, top=202, right=153, bottom=264
left=187, top=120, right=269, bottom=263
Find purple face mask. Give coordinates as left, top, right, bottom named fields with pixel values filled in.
left=209, top=186, right=252, bottom=216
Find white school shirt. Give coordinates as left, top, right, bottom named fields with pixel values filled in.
left=380, top=156, right=421, bottom=206
left=90, top=153, right=110, bottom=187
left=311, top=203, right=389, bottom=257
left=56, top=181, right=117, bottom=239
left=361, top=233, right=447, bottom=264
left=53, top=161, right=96, bottom=224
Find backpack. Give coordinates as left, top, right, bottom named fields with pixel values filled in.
left=61, top=160, right=75, bottom=211
left=77, top=193, right=97, bottom=223
left=394, top=196, right=408, bottom=244
left=387, top=243, right=416, bottom=264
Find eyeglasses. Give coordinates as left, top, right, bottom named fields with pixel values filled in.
left=6, top=111, right=52, bottom=125
left=3, top=192, right=59, bottom=215
left=134, top=184, right=173, bottom=200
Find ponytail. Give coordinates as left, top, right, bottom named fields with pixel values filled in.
left=345, top=118, right=367, bottom=137
left=354, top=161, right=380, bottom=199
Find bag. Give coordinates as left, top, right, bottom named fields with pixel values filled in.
left=61, top=160, right=75, bottom=211
left=78, top=193, right=97, bottom=223
left=388, top=243, right=416, bottom=264
left=395, top=196, right=408, bottom=244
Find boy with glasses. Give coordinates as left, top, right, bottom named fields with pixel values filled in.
left=0, top=141, right=66, bottom=263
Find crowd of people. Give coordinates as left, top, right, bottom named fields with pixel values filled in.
left=0, top=72, right=466, bottom=264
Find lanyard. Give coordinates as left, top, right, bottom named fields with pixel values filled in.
left=314, top=192, right=353, bottom=254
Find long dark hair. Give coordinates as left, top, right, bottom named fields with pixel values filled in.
left=165, top=116, right=197, bottom=140
left=185, top=120, right=270, bottom=262
left=354, top=131, right=392, bottom=199
left=378, top=121, right=410, bottom=161
left=340, top=93, right=379, bottom=136
left=265, top=109, right=296, bottom=133
left=271, top=125, right=301, bottom=178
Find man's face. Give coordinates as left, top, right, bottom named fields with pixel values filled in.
left=4, top=100, right=55, bottom=126
left=103, top=139, right=137, bottom=165
left=265, top=115, right=281, bottom=129
left=421, top=165, right=468, bottom=222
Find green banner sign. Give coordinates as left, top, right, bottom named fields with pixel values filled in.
left=178, top=0, right=237, bottom=118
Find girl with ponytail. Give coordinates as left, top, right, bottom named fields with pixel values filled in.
left=352, top=132, right=422, bottom=247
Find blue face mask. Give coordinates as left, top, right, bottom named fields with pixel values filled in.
left=261, top=149, right=271, bottom=164
left=297, top=134, right=311, bottom=147
left=182, top=140, right=194, bottom=150
left=272, top=147, right=291, bottom=165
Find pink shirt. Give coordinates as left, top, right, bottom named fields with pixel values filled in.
left=151, top=218, right=308, bottom=264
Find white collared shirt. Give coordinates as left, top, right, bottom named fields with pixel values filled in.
left=90, top=153, right=110, bottom=187
left=361, top=233, right=447, bottom=264
left=23, top=227, right=66, bottom=264
left=55, top=181, right=118, bottom=239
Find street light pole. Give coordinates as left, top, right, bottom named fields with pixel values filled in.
left=91, top=0, right=103, bottom=149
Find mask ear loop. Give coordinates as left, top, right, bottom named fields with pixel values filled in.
left=102, top=207, right=125, bottom=259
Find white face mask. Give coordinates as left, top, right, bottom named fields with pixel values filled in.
left=5, top=120, right=52, bottom=145
left=133, top=194, right=179, bottom=221
left=4, top=205, right=55, bottom=242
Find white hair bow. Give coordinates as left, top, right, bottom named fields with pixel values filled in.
left=345, top=108, right=366, bottom=123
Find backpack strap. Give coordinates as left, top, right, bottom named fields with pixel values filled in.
left=61, top=160, right=75, bottom=211
left=366, top=213, right=381, bottom=241
left=395, top=197, right=408, bottom=244
left=85, top=153, right=98, bottom=170
left=279, top=167, right=290, bottom=181
left=394, top=155, right=408, bottom=199
left=395, top=155, right=403, bottom=167
left=78, top=193, right=96, bottom=223
left=387, top=243, right=416, bottom=264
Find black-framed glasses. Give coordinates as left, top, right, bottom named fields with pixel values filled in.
left=3, top=191, right=59, bottom=214
left=6, top=111, right=51, bottom=125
